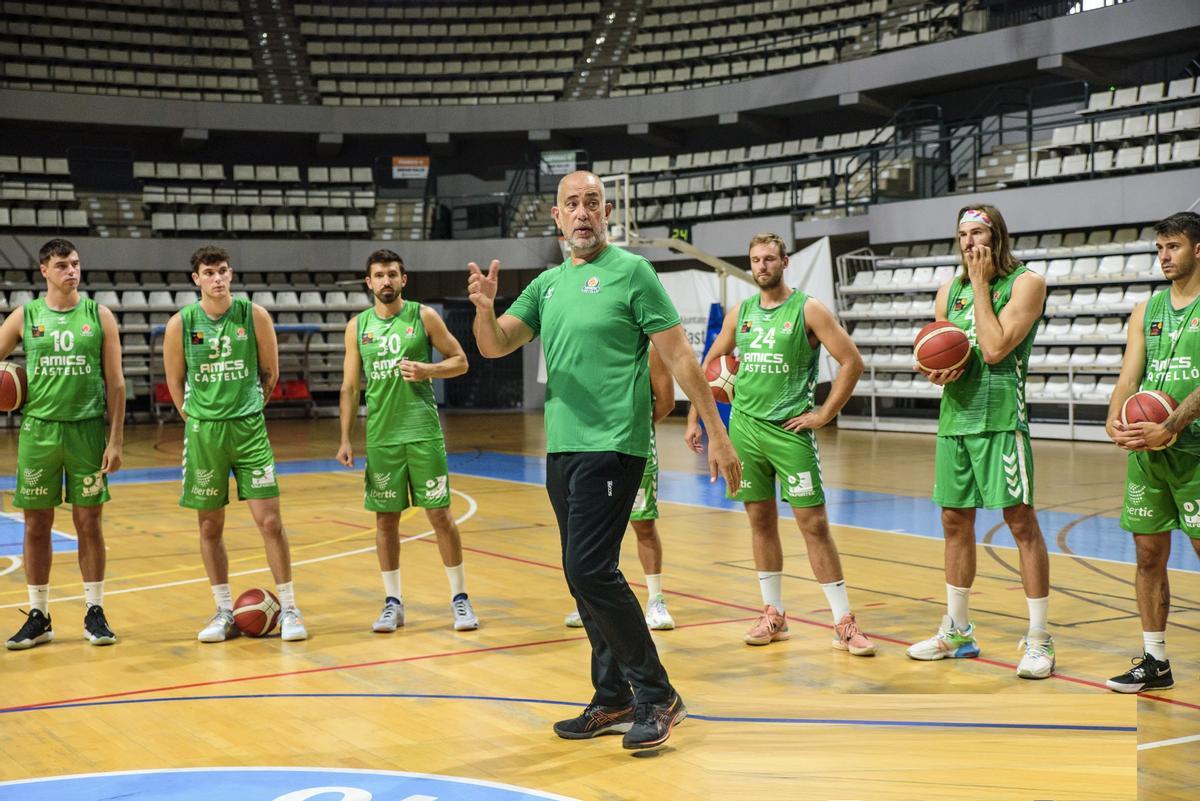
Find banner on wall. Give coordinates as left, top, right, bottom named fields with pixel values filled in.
left=391, top=156, right=430, bottom=179
left=539, top=151, right=578, bottom=176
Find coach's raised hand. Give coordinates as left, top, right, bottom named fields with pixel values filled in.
left=467, top=259, right=500, bottom=312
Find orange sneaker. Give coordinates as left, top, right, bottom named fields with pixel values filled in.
left=833, top=612, right=876, bottom=656
left=744, top=604, right=790, bottom=646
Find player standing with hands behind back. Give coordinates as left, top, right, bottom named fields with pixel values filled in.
left=467, top=170, right=740, bottom=750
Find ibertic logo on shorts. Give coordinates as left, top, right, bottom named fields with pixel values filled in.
left=250, top=465, right=277, bottom=489
left=370, top=471, right=397, bottom=499
left=785, top=471, right=815, bottom=497
left=81, top=471, right=103, bottom=498
left=1182, top=500, right=1200, bottom=529
left=21, top=467, right=48, bottom=496
left=424, top=475, right=448, bottom=501
left=1126, top=482, right=1154, bottom=518
left=195, top=468, right=215, bottom=487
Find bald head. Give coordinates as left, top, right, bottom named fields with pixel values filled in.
left=552, top=170, right=611, bottom=259
left=556, top=170, right=605, bottom=207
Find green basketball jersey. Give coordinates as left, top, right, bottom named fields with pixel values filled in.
left=356, top=302, right=442, bottom=445
left=21, top=297, right=106, bottom=421
left=180, top=297, right=263, bottom=420
left=731, top=290, right=819, bottom=421
left=939, top=265, right=1041, bottom=436
left=1139, top=289, right=1200, bottom=453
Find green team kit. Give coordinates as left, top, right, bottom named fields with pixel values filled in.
left=727, top=290, right=825, bottom=507
left=932, top=266, right=1040, bottom=510
left=356, top=301, right=450, bottom=511
left=1120, top=289, right=1200, bottom=538
left=179, top=297, right=278, bottom=509
left=15, top=297, right=110, bottom=508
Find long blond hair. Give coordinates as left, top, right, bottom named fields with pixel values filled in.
left=955, top=203, right=1019, bottom=283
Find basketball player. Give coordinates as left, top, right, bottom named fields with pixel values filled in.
left=685, top=233, right=876, bottom=656
left=336, top=249, right=479, bottom=633
left=564, top=344, right=675, bottom=631
left=909, top=204, right=1053, bottom=679
left=467, top=170, right=740, bottom=750
left=1105, top=211, right=1200, bottom=693
left=1, top=239, right=124, bottom=649
left=162, top=246, right=306, bottom=642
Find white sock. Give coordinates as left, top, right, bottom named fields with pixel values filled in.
left=28, top=584, right=49, bottom=614
left=381, top=568, right=402, bottom=600
left=820, top=579, right=851, bottom=623
left=947, top=584, right=971, bottom=630
left=645, top=573, right=663, bottom=601
left=1143, top=631, right=1167, bottom=661
left=212, top=583, right=233, bottom=612
left=1026, top=595, right=1049, bottom=634
left=276, top=581, right=296, bottom=610
left=83, top=581, right=104, bottom=608
left=445, top=563, right=466, bottom=598
left=757, top=571, right=783, bottom=613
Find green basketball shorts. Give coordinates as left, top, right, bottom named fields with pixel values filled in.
left=1121, top=448, right=1200, bottom=539
left=932, top=429, right=1034, bottom=510
left=14, top=416, right=110, bottom=509
left=180, top=414, right=279, bottom=510
left=364, top=438, right=451, bottom=512
left=629, top=436, right=659, bottom=522
left=727, top=409, right=825, bottom=508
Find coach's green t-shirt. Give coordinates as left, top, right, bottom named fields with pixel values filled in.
left=1139, top=289, right=1200, bottom=454
left=181, top=297, right=264, bottom=420
left=732, top=290, right=819, bottom=421
left=506, top=245, right=680, bottom=456
left=22, top=297, right=106, bottom=421
left=356, top=301, right=442, bottom=445
left=938, top=265, right=1040, bottom=436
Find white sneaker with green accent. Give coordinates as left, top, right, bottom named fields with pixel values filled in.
left=906, top=615, right=980, bottom=660
left=280, top=607, right=308, bottom=641
left=644, top=595, right=675, bottom=630
left=197, top=609, right=235, bottom=643
left=1016, top=628, right=1055, bottom=679
left=564, top=609, right=583, bottom=628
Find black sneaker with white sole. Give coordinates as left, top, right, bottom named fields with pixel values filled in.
left=6, top=608, right=54, bottom=651
left=84, top=605, right=117, bottom=646
left=553, top=702, right=635, bottom=739
left=622, top=693, right=687, bottom=750
left=1106, top=653, right=1173, bottom=693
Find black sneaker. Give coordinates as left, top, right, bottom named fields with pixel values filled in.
left=622, top=693, right=687, bottom=750
left=83, top=605, right=117, bottom=646
left=6, top=608, right=54, bottom=651
left=1106, top=653, right=1173, bottom=693
left=552, top=702, right=635, bottom=740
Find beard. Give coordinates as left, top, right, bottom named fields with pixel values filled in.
left=374, top=287, right=397, bottom=303
left=755, top=271, right=783, bottom=290
left=568, top=225, right=606, bottom=251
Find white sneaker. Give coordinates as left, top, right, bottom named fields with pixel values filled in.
left=1016, top=629, right=1055, bottom=679
left=197, top=609, right=235, bottom=643
left=372, top=598, right=404, bottom=633
left=451, top=593, right=479, bottom=631
left=280, top=607, right=308, bottom=641
left=644, top=594, right=675, bottom=630
left=906, top=615, right=980, bottom=660
left=564, top=609, right=583, bottom=628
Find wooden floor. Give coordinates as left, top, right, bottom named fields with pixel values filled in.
left=0, top=414, right=1196, bottom=800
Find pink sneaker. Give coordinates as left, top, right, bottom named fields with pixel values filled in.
left=744, top=605, right=790, bottom=646
left=833, top=612, right=876, bottom=656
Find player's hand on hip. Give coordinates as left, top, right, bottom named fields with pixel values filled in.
left=336, top=442, right=354, bottom=467
left=100, top=445, right=122, bottom=475
left=399, top=358, right=431, bottom=382
left=467, top=260, right=500, bottom=312
left=683, top=418, right=705, bottom=453
left=781, top=411, right=825, bottom=431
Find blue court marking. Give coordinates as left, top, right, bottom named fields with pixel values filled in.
left=0, top=512, right=75, bottom=559
left=3, top=451, right=1197, bottom=572
left=0, top=767, right=583, bottom=801
left=1, top=691, right=1136, bottom=733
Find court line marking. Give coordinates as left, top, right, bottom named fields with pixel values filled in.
left=1, top=691, right=1136, bottom=733
left=0, top=490, right=476, bottom=610
left=0, top=556, right=19, bottom=578
left=1137, top=732, right=1200, bottom=750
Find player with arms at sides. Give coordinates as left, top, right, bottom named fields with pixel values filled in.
left=565, top=343, right=676, bottom=631
left=163, top=246, right=307, bottom=642
left=909, top=204, right=1054, bottom=679
left=685, top=232, right=875, bottom=655
left=336, top=249, right=479, bottom=633
left=1105, top=211, right=1200, bottom=693
left=2, top=238, right=124, bottom=650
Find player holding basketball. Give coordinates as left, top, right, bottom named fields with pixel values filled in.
left=163, top=246, right=307, bottom=642
left=1105, top=211, right=1200, bottom=693
left=685, top=233, right=876, bottom=655
left=564, top=344, right=676, bottom=631
left=1, top=239, right=124, bottom=649
left=910, top=204, right=1053, bottom=679
left=336, top=249, right=479, bottom=633
left=467, top=170, right=740, bottom=750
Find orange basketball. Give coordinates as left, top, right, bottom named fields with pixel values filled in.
left=1121, top=390, right=1178, bottom=450
left=913, top=321, right=971, bottom=372
left=233, top=588, right=281, bottom=637
left=705, top=354, right=739, bottom=404
left=0, top=362, right=28, bottom=412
